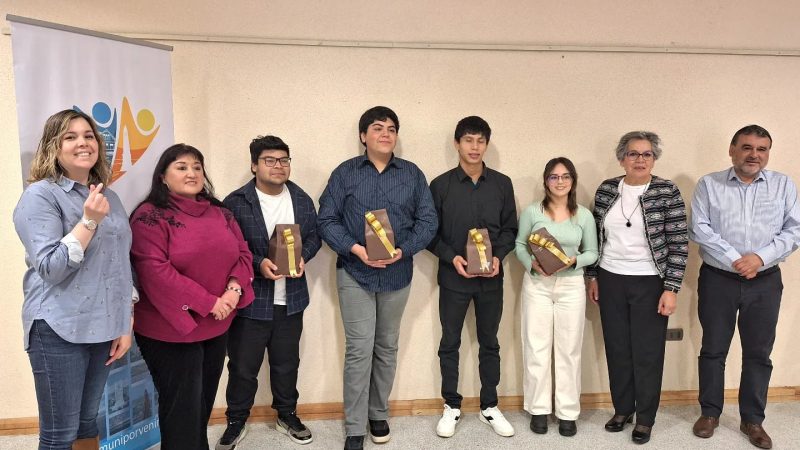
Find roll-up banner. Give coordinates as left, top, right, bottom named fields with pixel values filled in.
left=9, top=14, right=174, bottom=450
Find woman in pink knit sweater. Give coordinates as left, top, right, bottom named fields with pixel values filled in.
left=130, top=143, right=254, bottom=450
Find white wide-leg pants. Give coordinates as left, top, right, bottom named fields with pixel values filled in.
left=521, top=273, right=586, bottom=420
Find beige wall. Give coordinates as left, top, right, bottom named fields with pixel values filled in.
left=2, top=0, right=800, bottom=419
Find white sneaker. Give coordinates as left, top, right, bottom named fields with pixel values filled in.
left=436, top=404, right=461, bottom=437
left=479, top=406, right=515, bottom=437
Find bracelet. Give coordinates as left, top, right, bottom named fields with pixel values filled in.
left=226, top=286, right=243, bottom=296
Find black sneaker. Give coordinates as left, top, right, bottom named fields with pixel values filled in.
left=344, top=435, right=364, bottom=450
left=215, top=420, right=247, bottom=450
left=277, top=412, right=313, bottom=444
left=368, top=419, right=391, bottom=443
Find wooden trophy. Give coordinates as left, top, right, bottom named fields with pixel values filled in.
left=364, top=209, right=397, bottom=260
left=268, top=224, right=302, bottom=276
left=465, top=228, right=493, bottom=275
left=527, top=227, right=571, bottom=275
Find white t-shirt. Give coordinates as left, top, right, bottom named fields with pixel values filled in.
left=599, top=179, right=659, bottom=276
left=255, top=184, right=295, bottom=305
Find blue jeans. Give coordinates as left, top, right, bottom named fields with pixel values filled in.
left=27, top=320, right=112, bottom=450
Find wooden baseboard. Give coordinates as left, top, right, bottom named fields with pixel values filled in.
left=0, top=418, right=39, bottom=436
left=3, top=387, right=798, bottom=436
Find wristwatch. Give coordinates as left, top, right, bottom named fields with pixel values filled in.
left=81, top=217, right=98, bottom=231
left=226, top=286, right=243, bottom=296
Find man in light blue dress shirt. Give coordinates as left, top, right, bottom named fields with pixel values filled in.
left=689, top=125, right=800, bottom=450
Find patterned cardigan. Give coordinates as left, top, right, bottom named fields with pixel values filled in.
left=585, top=175, right=688, bottom=292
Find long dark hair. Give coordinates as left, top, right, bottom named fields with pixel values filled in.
left=138, top=143, right=224, bottom=210
left=541, top=156, right=578, bottom=216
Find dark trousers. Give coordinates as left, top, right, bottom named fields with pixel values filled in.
left=697, top=264, right=782, bottom=424
left=225, top=307, right=304, bottom=421
left=438, top=286, right=503, bottom=410
left=135, top=332, right=228, bottom=450
left=598, top=268, right=667, bottom=427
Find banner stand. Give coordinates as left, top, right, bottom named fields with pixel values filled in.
left=9, top=15, right=175, bottom=450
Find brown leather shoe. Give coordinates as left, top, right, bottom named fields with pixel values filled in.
left=692, top=416, right=719, bottom=438
left=740, top=422, right=772, bottom=449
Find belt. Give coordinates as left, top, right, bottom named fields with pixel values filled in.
left=702, top=263, right=779, bottom=281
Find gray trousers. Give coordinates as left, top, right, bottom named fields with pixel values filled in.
left=337, top=269, right=411, bottom=436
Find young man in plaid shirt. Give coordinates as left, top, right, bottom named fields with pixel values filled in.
left=218, top=135, right=321, bottom=448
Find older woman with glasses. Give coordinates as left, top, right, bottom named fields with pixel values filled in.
left=585, top=132, right=688, bottom=445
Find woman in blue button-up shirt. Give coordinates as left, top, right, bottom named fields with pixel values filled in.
left=13, top=109, right=135, bottom=450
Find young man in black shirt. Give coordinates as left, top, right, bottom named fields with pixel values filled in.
left=428, top=116, right=518, bottom=438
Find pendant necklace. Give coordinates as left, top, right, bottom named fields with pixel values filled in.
left=619, top=180, right=647, bottom=227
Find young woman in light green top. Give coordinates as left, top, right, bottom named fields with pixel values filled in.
left=514, top=157, right=598, bottom=437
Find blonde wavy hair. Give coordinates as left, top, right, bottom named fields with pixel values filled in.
left=28, top=109, right=111, bottom=185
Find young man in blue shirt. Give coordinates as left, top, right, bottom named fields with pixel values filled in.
left=318, top=106, right=438, bottom=450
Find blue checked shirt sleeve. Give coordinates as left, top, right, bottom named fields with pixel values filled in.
left=223, top=194, right=267, bottom=273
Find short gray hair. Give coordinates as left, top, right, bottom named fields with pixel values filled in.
left=614, top=131, right=662, bottom=161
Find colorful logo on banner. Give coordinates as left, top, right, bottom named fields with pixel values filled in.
left=75, top=97, right=160, bottom=183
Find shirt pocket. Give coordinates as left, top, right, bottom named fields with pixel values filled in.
left=755, top=200, right=783, bottom=231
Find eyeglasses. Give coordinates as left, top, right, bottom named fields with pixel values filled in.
left=259, top=157, right=292, bottom=167
left=547, top=174, right=573, bottom=183
left=624, top=151, right=655, bottom=161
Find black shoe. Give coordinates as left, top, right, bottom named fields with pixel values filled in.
left=632, top=424, right=652, bottom=445
left=530, top=414, right=548, bottom=434
left=605, top=413, right=634, bottom=432
left=559, top=419, right=577, bottom=437
left=369, top=419, right=391, bottom=443
left=215, top=419, right=247, bottom=450
left=277, top=412, right=313, bottom=444
left=344, top=435, right=364, bottom=450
